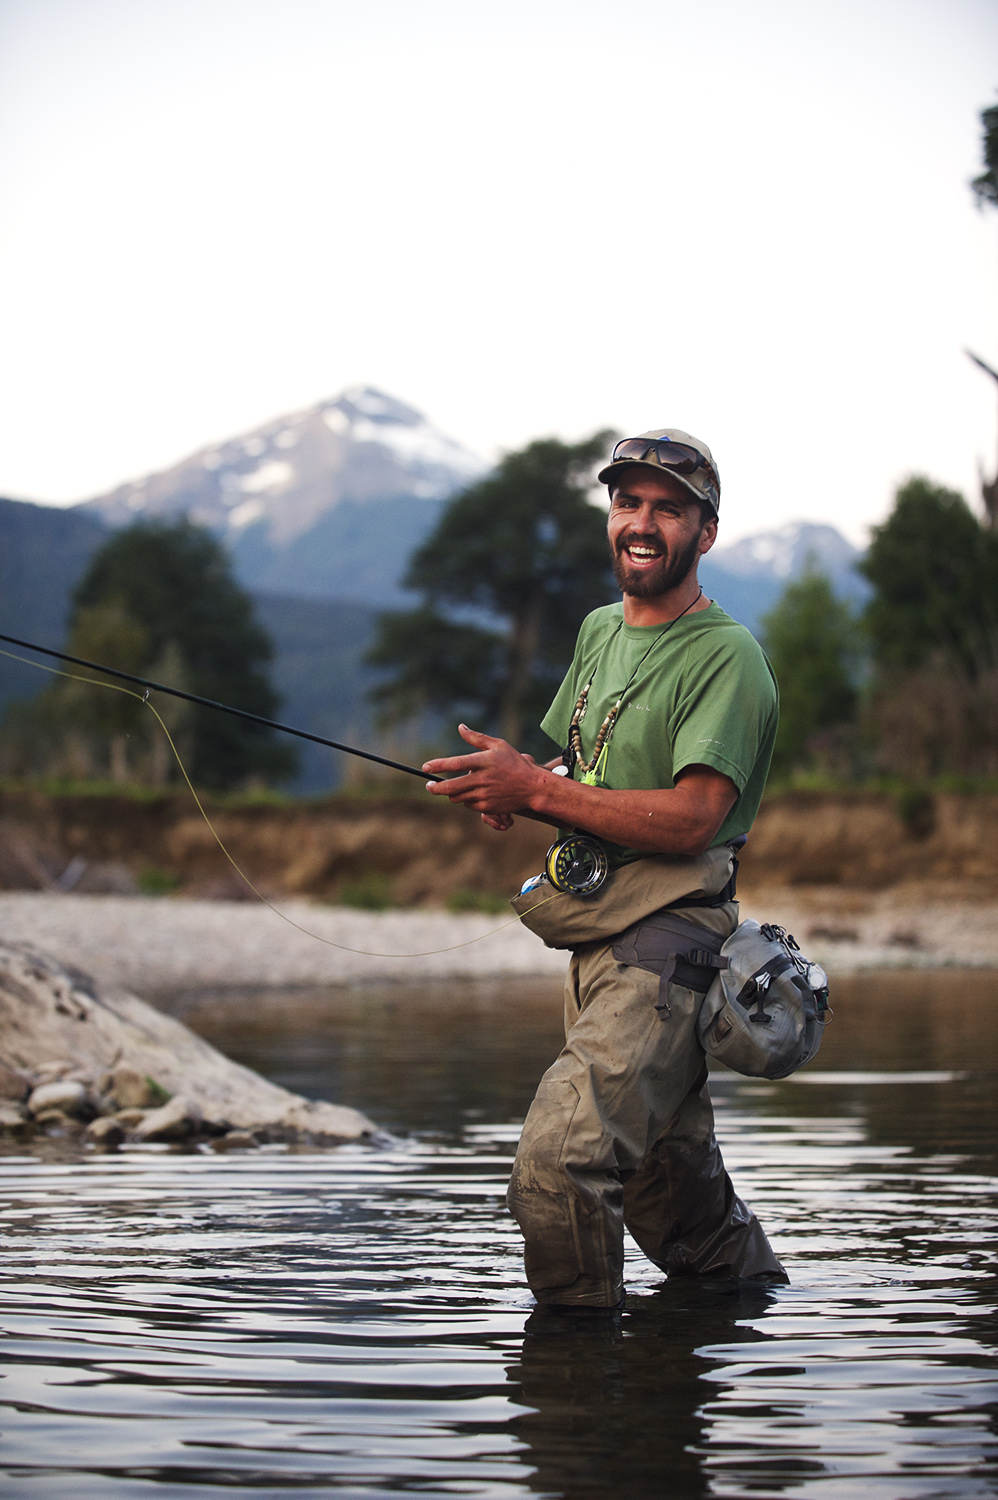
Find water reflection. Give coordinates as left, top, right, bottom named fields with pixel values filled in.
left=511, top=1280, right=780, bottom=1500
left=0, top=969, right=995, bottom=1497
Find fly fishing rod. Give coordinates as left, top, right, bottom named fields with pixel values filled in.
left=0, top=630, right=609, bottom=893
left=0, top=629, right=444, bottom=782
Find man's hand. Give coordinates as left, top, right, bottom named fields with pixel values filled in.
left=423, top=725, right=738, bottom=856
left=423, top=725, right=549, bottom=825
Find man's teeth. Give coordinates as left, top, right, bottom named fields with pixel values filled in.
left=627, top=546, right=659, bottom=558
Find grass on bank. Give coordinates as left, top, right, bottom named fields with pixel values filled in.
left=0, top=774, right=454, bottom=809
left=5, top=771, right=998, bottom=809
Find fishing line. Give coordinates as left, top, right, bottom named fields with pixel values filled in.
left=0, top=630, right=599, bottom=860
left=0, top=629, right=440, bottom=781
left=0, top=645, right=559, bottom=959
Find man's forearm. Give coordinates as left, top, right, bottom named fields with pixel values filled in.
left=423, top=727, right=737, bottom=855
left=525, top=771, right=732, bottom=856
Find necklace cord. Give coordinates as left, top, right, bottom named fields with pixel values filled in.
left=0, top=645, right=560, bottom=959
left=567, top=589, right=703, bottom=777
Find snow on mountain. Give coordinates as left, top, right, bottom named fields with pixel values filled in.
left=710, top=521, right=864, bottom=595
left=81, top=386, right=488, bottom=548
left=77, top=397, right=864, bottom=621
left=699, top=521, right=866, bottom=636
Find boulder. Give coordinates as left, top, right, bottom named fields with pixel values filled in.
left=0, top=940, right=378, bottom=1146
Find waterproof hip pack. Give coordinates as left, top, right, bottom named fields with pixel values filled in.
left=696, top=920, right=831, bottom=1080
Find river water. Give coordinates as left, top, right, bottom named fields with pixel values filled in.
left=1, top=969, right=996, bottom=1498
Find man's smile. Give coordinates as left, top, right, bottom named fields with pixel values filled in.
left=618, top=535, right=664, bottom=566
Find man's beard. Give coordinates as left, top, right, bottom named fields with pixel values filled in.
left=610, top=528, right=704, bottom=599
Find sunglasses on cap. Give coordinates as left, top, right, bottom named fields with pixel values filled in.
left=610, top=437, right=713, bottom=478
left=609, top=437, right=719, bottom=509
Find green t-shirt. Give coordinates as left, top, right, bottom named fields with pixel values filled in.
left=540, top=601, right=778, bottom=865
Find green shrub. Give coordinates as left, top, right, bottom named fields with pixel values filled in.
left=137, top=866, right=181, bottom=895
left=145, top=1078, right=172, bottom=1105
left=339, top=873, right=394, bottom=910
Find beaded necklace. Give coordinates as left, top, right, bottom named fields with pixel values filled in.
left=565, top=589, right=704, bottom=786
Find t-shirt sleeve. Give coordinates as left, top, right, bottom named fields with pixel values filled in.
left=669, top=631, right=778, bottom=792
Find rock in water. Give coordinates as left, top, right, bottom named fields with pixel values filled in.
left=0, top=941, right=377, bottom=1146
left=27, top=1079, right=90, bottom=1118
left=131, top=1095, right=203, bottom=1143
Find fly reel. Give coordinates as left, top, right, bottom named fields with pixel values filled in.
left=544, top=834, right=609, bottom=895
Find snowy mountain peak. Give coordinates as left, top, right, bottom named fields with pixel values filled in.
left=711, top=521, right=862, bottom=586
left=331, top=386, right=425, bottom=425
left=81, top=387, right=487, bottom=546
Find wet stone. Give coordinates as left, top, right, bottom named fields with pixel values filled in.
left=113, top=1108, right=150, bottom=1129
left=27, top=1080, right=89, bottom=1118
left=210, top=1130, right=258, bottom=1152
left=131, top=1096, right=203, bottom=1143
left=33, top=1108, right=84, bottom=1137
left=86, top=1117, right=125, bottom=1151
left=0, top=1103, right=29, bottom=1137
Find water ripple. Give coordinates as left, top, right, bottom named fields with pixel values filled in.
left=1, top=973, right=996, bottom=1498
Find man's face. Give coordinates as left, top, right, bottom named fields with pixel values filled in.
left=607, top=469, right=717, bottom=599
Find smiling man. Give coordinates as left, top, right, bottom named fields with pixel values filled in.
left=423, top=428, right=785, bottom=1311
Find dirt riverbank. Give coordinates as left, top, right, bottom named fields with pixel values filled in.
left=1, top=788, right=996, bottom=983
left=3, top=787, right=997, bottom=905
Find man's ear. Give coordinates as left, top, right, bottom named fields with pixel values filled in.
left=698, top=517, right=718, bottom=556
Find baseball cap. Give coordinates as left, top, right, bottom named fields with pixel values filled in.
left=597, top=429, right=720, bottom=517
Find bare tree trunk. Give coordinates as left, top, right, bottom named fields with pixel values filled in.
left=499, top=594, right=544, bottom=747
left=966, top=351, right=998, bottom=528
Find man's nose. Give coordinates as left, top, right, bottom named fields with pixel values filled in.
left=631, top=502, right=661, bottom=529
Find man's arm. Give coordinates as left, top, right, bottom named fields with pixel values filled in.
left=422, top=725, right=736, bottom=857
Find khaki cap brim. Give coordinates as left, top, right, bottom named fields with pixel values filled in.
left=596, top=458, right=717, bottom=515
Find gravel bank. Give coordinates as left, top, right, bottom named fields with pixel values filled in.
left=1, top=886, right=995, bottom=992
left=0, top=892, right=567, bottom=989
left=739, top=883, right=998, bottom=973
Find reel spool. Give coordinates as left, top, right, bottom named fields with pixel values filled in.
left=544, top=835, right=610, bottom=895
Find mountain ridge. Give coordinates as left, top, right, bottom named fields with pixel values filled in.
left=80, top=385, right=485, bottom=606
left=77, top=386, right=864, bottom=615
left=2, top=392, right=865, bottom=789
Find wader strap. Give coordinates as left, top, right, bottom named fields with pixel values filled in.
left=612, top=911, right=729, bottom=1019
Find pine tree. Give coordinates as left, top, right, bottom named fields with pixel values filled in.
left=64, top=519, right=295, bottom=788
left=760, top=563, right=858, bottom=777
left=367, top=434, right=617, bottom=753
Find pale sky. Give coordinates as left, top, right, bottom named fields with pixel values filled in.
left=1, top=0, right=996, bottom=545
